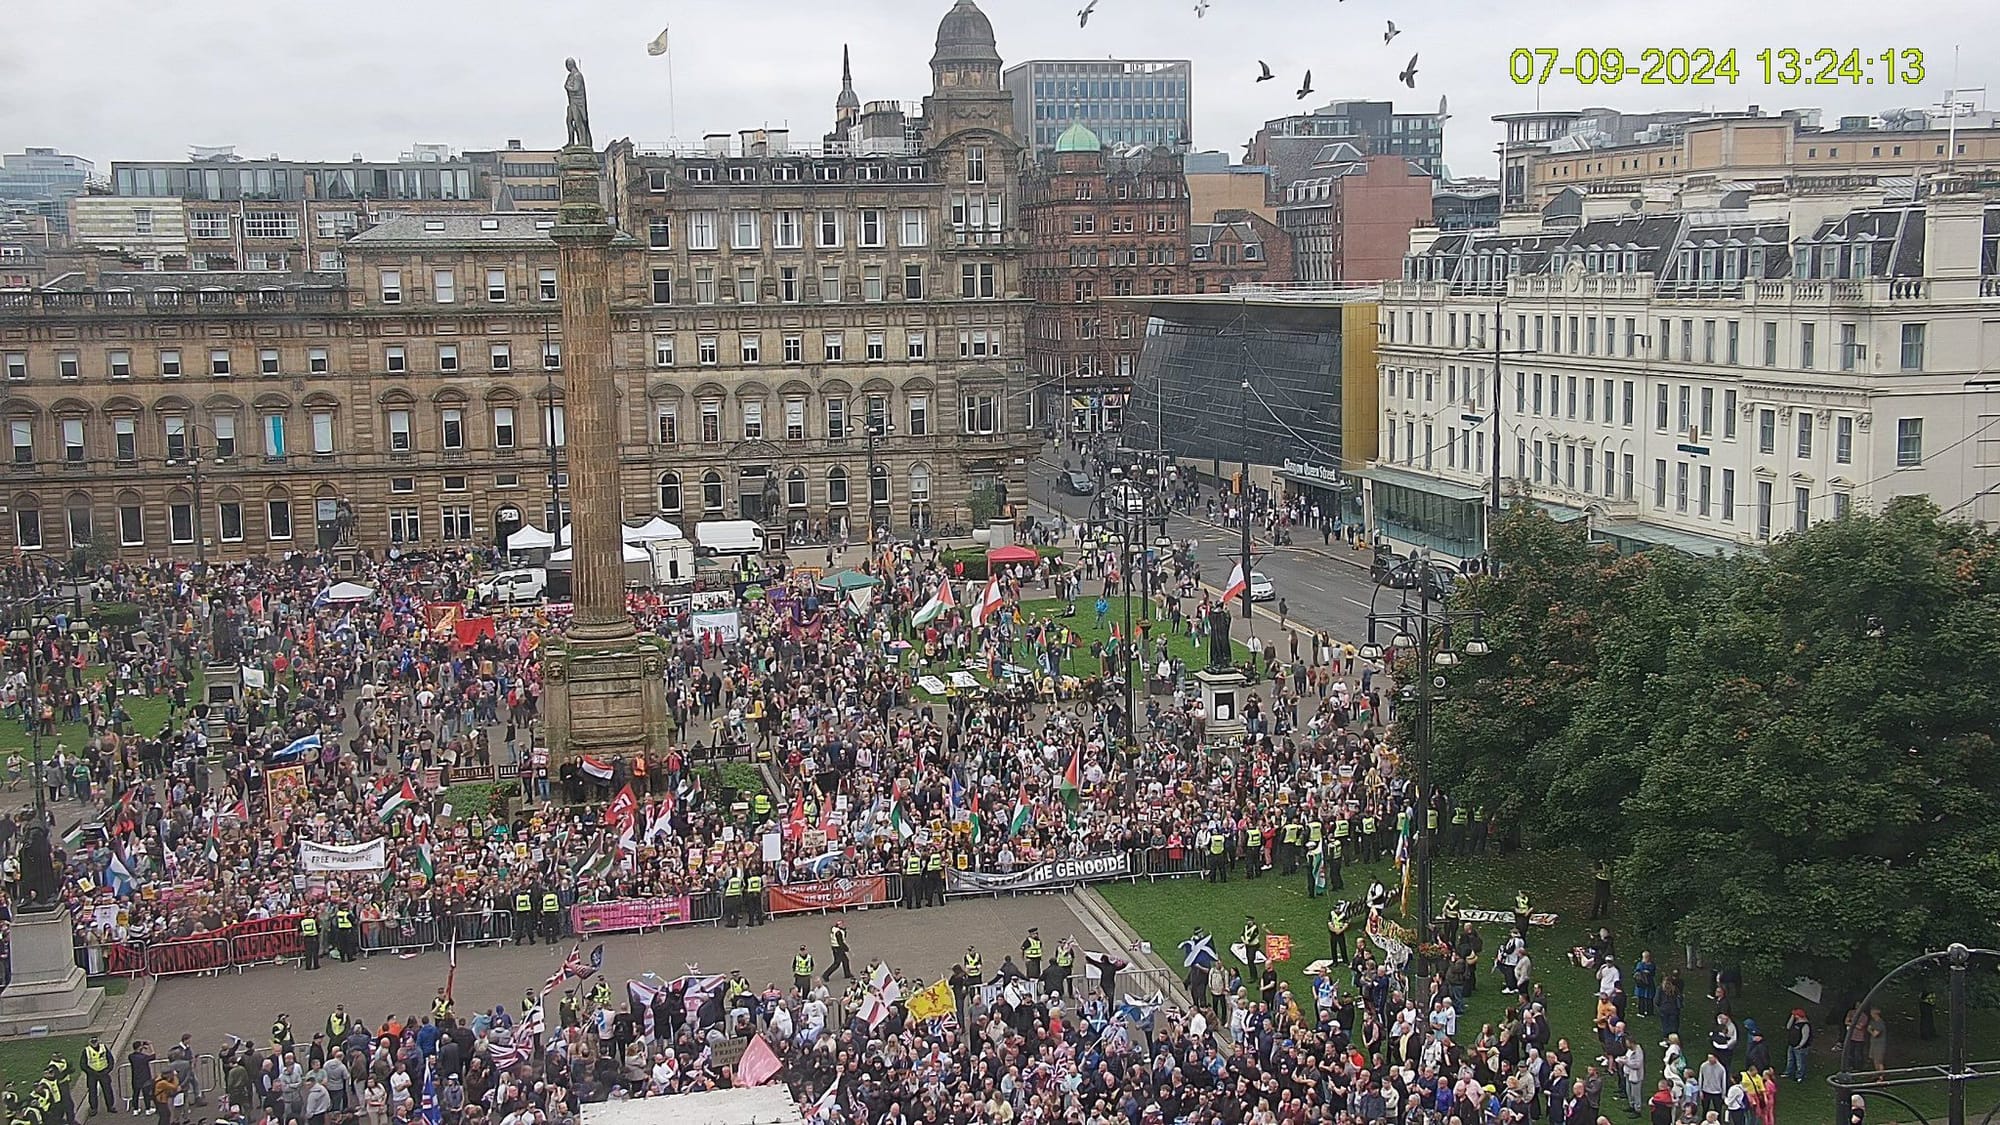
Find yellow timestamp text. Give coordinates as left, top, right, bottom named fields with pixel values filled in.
left=1508, top=47, right=1925, bottom=86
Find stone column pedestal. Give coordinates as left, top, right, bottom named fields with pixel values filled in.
left=0, top=905, right=105, bottom=1035
left=1195, top=667, right=1249, bottom=748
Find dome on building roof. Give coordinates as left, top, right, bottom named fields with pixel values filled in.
left=1054, top=121, right=1102, bottom=153
left=931, top=0, right=1000, bottom=68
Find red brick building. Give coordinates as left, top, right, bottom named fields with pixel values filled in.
left=1276, top=147, right=1433, bottom=283
left=1020, top=122, right=1190, bottom=435
left=1189, top=208, right=1294, bottom=292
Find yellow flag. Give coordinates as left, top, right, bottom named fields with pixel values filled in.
left=905, top=978, right=956, bottom=1022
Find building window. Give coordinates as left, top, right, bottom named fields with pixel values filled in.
left=906, top=331, right=927, bottom=360
left=701, top=470, right=724, bottom=513
left=390, top=507, right=421, bottom=544
left=164, top=415, right=188, bottom=460
left=119, top=503, right=143, bottom=546
left=312, top=411, right=335, bottom=455
left=966, top=146, right=986, bottom=184
left=1800, top=322, right=1815, bottom=369
left=433, top=270, right=456, bottom=304
left=1900, top=323, right=1926, bottom=371
left=218, top=501, right=242, bottom=543
left=1896, top=418, right=1923, bottom=466
left=386, top=346, right=406, bottom=373
left=491, top=343, right=512, bottom=371
left=2, top=353, right=24, bottom=381
left=212, top=415, right=235, bottom=458
left=740, top=334, right=761, bottom=364
left=700, top=401, right=721, bottom=443
left=697, top=336, right=718, bottom=366
left=658, top=471, right=682, bottom=513
left=1757, top=409, right=1775, bottom=455
left=648, top=217, right=673, bottom=249
left=962, top=392, right=998, bottom=435
left=1723, top=390, right=1738, bottom=439
left=439, top=506, right=473, bottom=542
left=545, top=404, right=566, bottom=447
left=817, top=210, right=841, bottom=248
left=388, top=409, right=412, bottom=452
left=785, top=399, right=805, bottom=441
left=210, top=349, right=232, bottom=376
left=1754, top=480, right=1773, bottom=541
left=267, top=498, right=293, bottom=540
left=742, top=400, right=764, bottom=440
left=1796, top=414, right=1813, bottom=459
left=958, top=330, right=993, bottom=358
left=866, top=331, right=886, bottom=361
left=543, top=341, right=561, bottom=370
left=114, top=418, right=136, bottom=463
left=14, top=509, right=41, bottom=550
left=487, top=269, right=508, bottom=301
left=262, top=413, right=286, bottom=458
left=900, top=208, right=928, bottom=247
left=775, top=210, right=801, bottom=249
left=904, top=264, right=925, bottom=300
left=438, top=344, right=459, bottom=373
left=538, top=269, right=558, bottom=301
left=1833, top=491, right=1851, bottom=519
left=959, top=263, right=996, bottom=299
left=863, top=266, right=884, bottom=303
left=735, top=267, right=757, bottom=304
left=55, top=351, right=79, bottom=379
left=1835, top=416, right=1853, bottom=464
left=826, top=399, right=847, bottom=441
left=309, top=348, right=329, bottom=374
left=859, top=209, right=884, bottom=247
left=694, top=267, right=717, bottom=305
left=380, top=270, right=402, bottom=303
left=1763, top=322, right=1778, bottom=366
left=1674, top=462, right=1689, bottom=512
left=823, top=332, right=845, bottom=362
left=1653, top=384, right=1667, bottom=431
left=688, top=210, right=718, bottom=250
left=730, top=211, right=760, bottom=250
left=494, top=406, right=516, bottom=449
left=827, top=466, right=849, bottom=506
left=441, top=408, right=465, bottom=450
left=786, top=469, right=807, bottom=508
left=651, top=267, right=673, bottom=305
left=61, top=418, right=84, bottom=464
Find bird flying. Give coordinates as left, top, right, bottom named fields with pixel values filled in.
left=1436, top=94, right=1450, bottom=120
left=1255, top=60, right=1274, bottom=82
left=1194, top=0, right=1210, bottom=16
left=1078, top=0, right=1098, bottom=27
left=1399, top=53, right=1420, bottom=88
left=1383, top=20, right=1399, bottom=44
left=1296, top=69, right=1314, bottom=100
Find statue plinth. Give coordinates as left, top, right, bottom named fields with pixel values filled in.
left=1195, top=666, right=1249, bottom=749
left=0, top=904, right=105, bottom=1035
left=542, top=634, right=671, bottom=778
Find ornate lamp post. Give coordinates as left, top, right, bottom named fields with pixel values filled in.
left=1832, top=943, right=2000, bottom=1125
left=1359, top=551, right=1489, bottom=956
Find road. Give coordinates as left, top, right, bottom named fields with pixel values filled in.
left=1023, top=455, right=1389, bottom=648
left=130, top=895, right=1131, bottom=1054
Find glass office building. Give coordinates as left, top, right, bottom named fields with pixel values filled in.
left=1004, top=60, right=1193, bottom=153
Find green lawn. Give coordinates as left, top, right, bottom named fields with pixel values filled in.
left=905, top=598, right=1252, bottom=695
left=1100, top=851, right=1999, bottom=1125
left=0, top=671, right=183, bottom=758
left=0, top=1033, right=87, bottom=1103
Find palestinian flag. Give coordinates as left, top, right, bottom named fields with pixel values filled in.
left=416, top=834, right=436, bottom=882
left=889, top=801, right=916, bottom=841
left=1059, top=746, right=1081, bottom=810
left=911, top=579, right=955, bottom=627
left=968, top=789, right=984, bottom=844
left=574, top=848, right=612, bottom=880
left=1008, top=784, right=1033, bottom=838
left=203, top=816, right=221, bottom=866
left=378, top=779, right=417, bottom=822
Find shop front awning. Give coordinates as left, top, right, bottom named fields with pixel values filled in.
left=1355, top=466, right=1487, bottom=503
left=1594, top=518, right=1748, bottom=558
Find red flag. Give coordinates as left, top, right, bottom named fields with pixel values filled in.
left=784, top=790, right=806, bottom=843
left=735, top=1033, right=784, bottom=1087
left=603, top=784, right=638, bottom=829
left=1220, top=562, right=1247, bottom=605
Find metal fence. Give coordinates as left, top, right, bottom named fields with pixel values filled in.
left=82, top=847, right=1217, bottom=980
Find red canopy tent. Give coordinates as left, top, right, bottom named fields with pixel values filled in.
left=986, top=544, right=1039, bottom=565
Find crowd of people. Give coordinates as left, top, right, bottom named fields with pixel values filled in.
left=0, top=516, right=1861, bottom=1124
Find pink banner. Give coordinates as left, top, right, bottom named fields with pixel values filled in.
left=570, top=896, right=693, bottom=934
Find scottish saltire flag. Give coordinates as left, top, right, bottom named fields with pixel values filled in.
left=270, top=733, right=320, bottom=763
left=1179, top=930, right=1218, bottom=969
left=104, top=850, right=138, bottom=897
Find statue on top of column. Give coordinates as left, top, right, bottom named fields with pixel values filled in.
left=564, top=58, right=593, bottom=150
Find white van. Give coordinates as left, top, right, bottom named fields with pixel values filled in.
left=475, top=567, right=547, bottom=606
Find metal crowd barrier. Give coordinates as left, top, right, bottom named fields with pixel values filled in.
left=194, top=1055, right=222, bottom=1103
left=1139, top=847, right=1207, bottom=880
left=439, top=910, right=513, bottom=945
left=359, top=917, right=439, bottom=954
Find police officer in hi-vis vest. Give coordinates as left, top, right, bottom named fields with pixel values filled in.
left=1020, top=928, right=1044, bottom=980
left=332, top=903, right=359, bottom=962
left=540, top=887, right=563, bottom=944
left=745, top=870, right=766, bottom=926
left=299, top=912, right=320, bottom=970
left=792, top=946, right=815, bottom=995
left=513, top=885, right=536, bottom=945
left=723, top=869, right=745, bottom=927
left=826, top=921, right=854, bottom=981
left=80, top=1036, right=118, bottom=1116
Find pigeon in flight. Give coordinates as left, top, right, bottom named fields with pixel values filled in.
left=1296, top=70, right=1314, bottom=100
left=1436, top=94, right=1450, bottom=120
left=1255, top=60, right=1274, bottom=82
left=1399, top=53, right=1419, bottom=88
left=1194, top=0, right=1210, bottom=16
left=1078, top=0, right=1098, bottom=27
left=1383, top=20, right=1399, bottom=44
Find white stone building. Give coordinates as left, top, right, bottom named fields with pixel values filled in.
left=1365, top=178, right=2000, bottom=561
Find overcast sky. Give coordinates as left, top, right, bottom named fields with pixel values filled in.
left=2, top=0, right=1992, bottom=178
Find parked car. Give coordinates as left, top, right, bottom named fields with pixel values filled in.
left=475, top=567, right=547, bottom=606
left=1249, top=571, right=1276, bottom=602
left=1063, top=471, right=1097, bottom=495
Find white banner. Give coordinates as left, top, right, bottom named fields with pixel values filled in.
left=298, top=838, right=389, bottom=872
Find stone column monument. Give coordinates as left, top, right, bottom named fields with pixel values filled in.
left=540, top=58, right=670, bottom=791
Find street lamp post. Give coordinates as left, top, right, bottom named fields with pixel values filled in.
left=8, top=613, right=51, bottom=815
left=1360, top=553, right=1489, bottom=958
left=1832, top=943, right=2000, bottom=1125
